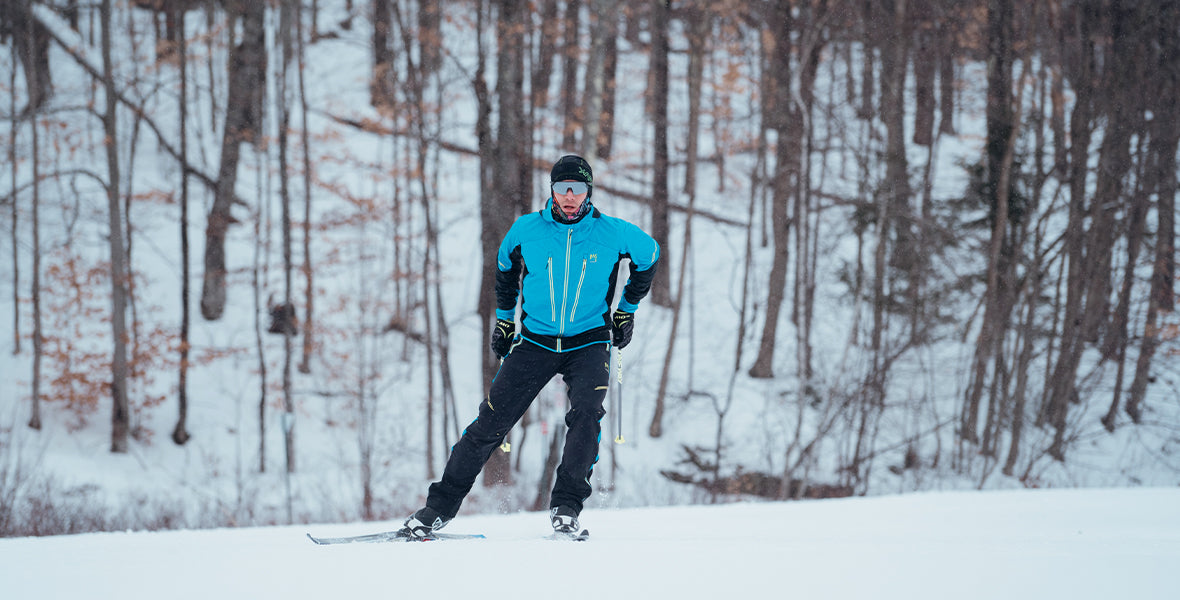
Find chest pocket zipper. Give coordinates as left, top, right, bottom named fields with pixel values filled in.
left=547, top=257, right=556, bottom=321
left=569, top=258, right=587, bottom=322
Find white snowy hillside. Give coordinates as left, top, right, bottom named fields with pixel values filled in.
left=3, top=0, right=1180, bottom=540
left=2, top=488, right=1178, bottom=600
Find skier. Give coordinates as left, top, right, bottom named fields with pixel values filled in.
left=400, top=155, right=660, bottom=538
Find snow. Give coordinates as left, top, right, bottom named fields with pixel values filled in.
left=2, top=487, right=1177, bottom=599
left=3, top=6, right=1180, bottom=597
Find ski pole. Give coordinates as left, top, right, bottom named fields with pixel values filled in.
left=497, top=355, right=512, bottom=453
left=614, top=347, right=624, bottom=444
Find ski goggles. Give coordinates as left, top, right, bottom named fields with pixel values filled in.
left=552, top=181, right=590, bottom=196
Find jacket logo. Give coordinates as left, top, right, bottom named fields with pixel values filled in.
left=588, top=254, right=598, bottom=263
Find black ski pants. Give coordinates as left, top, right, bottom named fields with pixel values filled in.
left=425, top=340, right=610, bottom=518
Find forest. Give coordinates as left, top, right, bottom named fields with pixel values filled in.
left=1, top=0, right=1178, bottom=535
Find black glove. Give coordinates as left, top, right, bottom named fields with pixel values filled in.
left=611, top=311, right=634, bottom=349
left=490, top=318, right=515, bottom=358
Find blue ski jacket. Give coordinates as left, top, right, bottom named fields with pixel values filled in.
left=495, top=199, right=660, bottom=352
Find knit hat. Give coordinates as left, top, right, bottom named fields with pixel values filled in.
left=550, top=155, right=594, bottom=198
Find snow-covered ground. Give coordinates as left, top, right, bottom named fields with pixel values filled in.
left=4, top=5, right=1180, bottom=581
left=2, top=487, right=1176, bottom=600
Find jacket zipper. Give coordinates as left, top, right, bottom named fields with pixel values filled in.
left=557, top=229, right=573, bottom=351
left=569, top=258, right=587, bottom=323
left=547, top=257, right=556, bottom=322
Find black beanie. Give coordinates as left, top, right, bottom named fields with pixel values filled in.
left=550, top=155, right=594, bottom=198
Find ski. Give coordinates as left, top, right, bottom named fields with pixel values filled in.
left=306, top=530, right=485, bottom=545
left=547, top=529, right=590, bottom=542
left=307, top=528, right=587, bottom=544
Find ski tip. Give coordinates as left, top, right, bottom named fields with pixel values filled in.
left=306, top=533, right=325, bottom=545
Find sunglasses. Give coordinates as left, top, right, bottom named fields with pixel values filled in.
left=552, top=181, right=589, bottom=196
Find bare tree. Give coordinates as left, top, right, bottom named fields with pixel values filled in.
left=581, top=0, right=616, bottom=160
left=911, top=0, right=936, bottom=147
left=790, top=1, right=826, bottom=386
left=297, top=1, right=316, bottom=375
left=937, top=2, right=958, bottom=136
left=648, top=0, right=672, bottom=308
left=478, top=0, right=532, bottom=488
left=531, top=0, right=560, bottom=112
left=5, top=1, right=53, bottom=117
left=7, top=9, right=20, bottom=359
left=201, top=0, right=265, bottom=321
left=1127, top=1, right=1180, bottom=424
left=560, top=0, right=581, bottom=149
left=26, top=36, right=44, bottom=433
left=1040, top=2, right=1095, bottom=456
left=1045, top=2, right=1143, bottom=460
left=277, top=0, right=298, bottom=475
left=100, top=0, right=131, bottom=453
left=961, top=0, right=1015, bottom=448
left=596, top=10, right=619, bottom=160
left=650, top=0, right=710, bottom=438
left=173, top=4, right=192, bottom=445
left=370, top=0, right=395, bottom=114
left=749, top=0, right=797, bottom=379
left=9, top=2, right=43, bottom=431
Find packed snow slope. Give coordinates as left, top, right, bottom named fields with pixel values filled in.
left=2, top=487, right=1176, bottom=600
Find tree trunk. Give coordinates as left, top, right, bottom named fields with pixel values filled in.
left=8, top=1, right=53, bottom=116
left=14, top=5, right=39, bottom=430
left=880, top=0, right=913, bottom=327
left=792, top=6, right=824, bottom=385
left=962, top=0, right=1014, bottom=447
left=201, top=0, right=265, bottom=320
left=857, top=0, right=875, bottom=120
left=475, top=0, right=495, bottom=399
left=532, top=0, right=560, bottom=111
left=101, top=0, right=131, bottom=453
left=560, top=0, right=581, bottom=149
left=7, top=48, right=16, bottom=357
left=597, top=23, right=618, bottom=160
left=1043, top=4, right=1095, bottom=459
left=1079, top=3, right=1143, bottom=351
left=650, top=2, right=709, bottom=438
left=937, top=4, right=956, bottom=135
left=1003, top=252, right=1042, bottom=476
left=481, top=0, right=531, bottom=488
left=912, top=9, right=935, bottom=147
left=1127, top=2, right=1180, bottom=422
left=581, top=0, right=615, bottom=161
left=27, top=66, right=44, bottom=432
left=370, top=0, right=396, bottom=115
left=173, top=6, right=191, bottom=445
left=253, top=199, right=268, bottom=473
left=748, top=0, right=794, bottom=379
left=1101, top=154, right=1147, bottom=430
left=278, top=0, right=297, bottom=474
left=418, top=0, right=441, bottom=77
left=297, top=2, right=315, bottom=375
left=648, top=0, right=672, bottom=308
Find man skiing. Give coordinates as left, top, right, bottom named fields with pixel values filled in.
left=399, top=155, right=660, bottom=538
